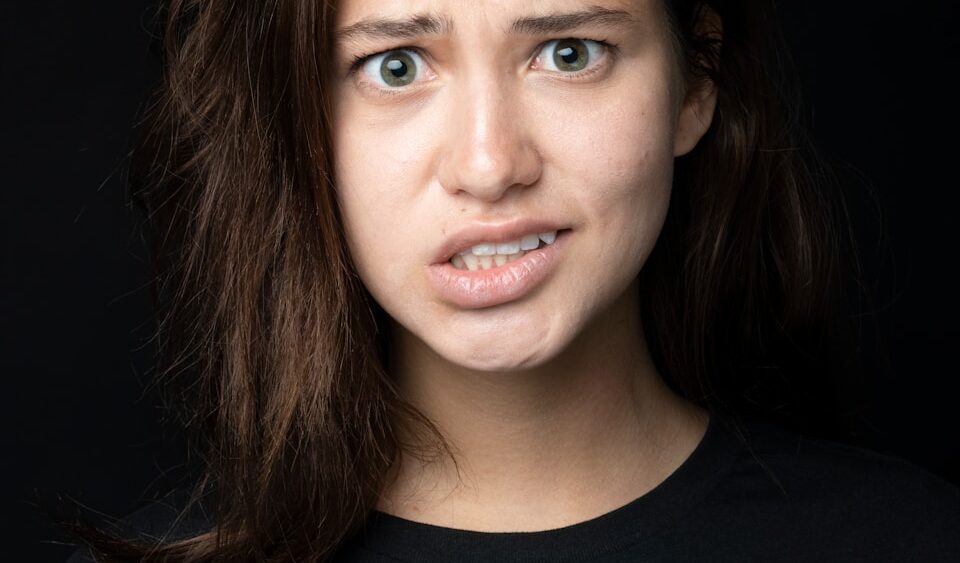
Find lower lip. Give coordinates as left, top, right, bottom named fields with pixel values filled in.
left=427, top=231, right=569, bottom=309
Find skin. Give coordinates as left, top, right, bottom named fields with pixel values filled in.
left=332, top=0, right=717, bottom=531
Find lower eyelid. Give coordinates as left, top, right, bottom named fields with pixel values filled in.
left=553, top=51, right=614, bottom=81
left=355, top=76, right=432, bottom=99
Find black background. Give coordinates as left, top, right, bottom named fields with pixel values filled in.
left=2, top=1, right=958, bottom=560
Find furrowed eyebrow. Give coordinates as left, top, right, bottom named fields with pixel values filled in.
left=510, top=7, right=635, bottom=36
left=335, top=13, right=453, bottom=45
left=335, top=7, right=635, bottom=45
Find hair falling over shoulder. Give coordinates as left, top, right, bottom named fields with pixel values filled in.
left=65, top=0, right=865, bottom=560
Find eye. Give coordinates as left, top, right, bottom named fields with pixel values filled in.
left=357, top=49, right=428, bottom=89
left=537, top=38, right=609, bottom=74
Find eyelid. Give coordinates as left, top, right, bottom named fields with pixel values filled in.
left=351, top=48, right=434, bottom=96
left=534, top=39, right=612, bottom=75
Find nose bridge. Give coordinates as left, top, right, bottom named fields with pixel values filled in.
left=438, top=67, right=540, bottom=201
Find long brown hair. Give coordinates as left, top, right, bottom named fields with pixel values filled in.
left=67, top=0, right=864, bottom=560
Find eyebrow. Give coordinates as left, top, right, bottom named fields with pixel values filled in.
left=335, top=13, right=453, bottom=45
left=334, top=6, right=635, bottom=45
left=512, top=6, right=635, bottom=36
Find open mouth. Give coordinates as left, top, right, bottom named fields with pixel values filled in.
left=448, top=230, right=562, bottom=271
left=428, top=228, right=570, bottom=309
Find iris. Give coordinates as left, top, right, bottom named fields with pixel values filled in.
left=553, top=39, right=590, bottom=72
left=379, top=51, right=417, bottom=87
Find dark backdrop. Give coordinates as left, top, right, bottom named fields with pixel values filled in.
left=2, top=1, right=957, bottom=560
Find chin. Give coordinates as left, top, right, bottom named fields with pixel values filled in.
left=428, top=321, right=571, bottom=373
left=453, top=349, right=546, bottom=373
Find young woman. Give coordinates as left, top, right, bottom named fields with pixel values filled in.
left=68, top=0, right=959, bottom=561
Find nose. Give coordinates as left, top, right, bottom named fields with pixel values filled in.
left=436, top=77, right=542, bottom=202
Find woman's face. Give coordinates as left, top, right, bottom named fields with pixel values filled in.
left=332, top=0, right=713, bottom=371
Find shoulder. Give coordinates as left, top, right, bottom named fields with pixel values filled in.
left=735, top=416, right=959, bottom=510
left=703, top=415, right=960, bottom=559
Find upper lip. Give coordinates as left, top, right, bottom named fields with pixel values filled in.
left=431, top=218, right=569, bottom=264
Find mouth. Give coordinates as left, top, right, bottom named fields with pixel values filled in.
left=448, top=230, right=560, bottom=271
left=427, top=229, right=571, bottom=309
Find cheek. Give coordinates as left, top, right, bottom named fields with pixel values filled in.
left=331, top=107, right=439, bottom=296
left=537, top=81, right=677, bottom=269
left=332, top=146, right=398, bottom=311
left=333, top=101, right=424, bottom=217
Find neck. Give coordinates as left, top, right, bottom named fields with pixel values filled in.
left=379, top=285, right=708, bottom=532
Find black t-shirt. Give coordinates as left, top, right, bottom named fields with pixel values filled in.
left=68, top=414, right=960, bottom=562
left=334, top=415, right=959, bottom=561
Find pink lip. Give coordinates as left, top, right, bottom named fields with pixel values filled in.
left=430, top=219, right=570, bottom=264
left=427, top=229, right=570, bottom=309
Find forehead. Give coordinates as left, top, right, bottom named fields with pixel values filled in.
left=334, top=0, right=644, bottom=40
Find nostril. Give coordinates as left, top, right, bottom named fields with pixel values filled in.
left=437, top=129, right=542, bottom=202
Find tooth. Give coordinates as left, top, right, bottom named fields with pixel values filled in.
left=494, top=254, right=508, bottom=266
left=478, top=255, right=494, bottom=270
left=496, top=240, right=521, bottom=254
left=471, top=243, right=496, bottom=256
left=520, top=234, right=540, bottom=250
left=538, top=231, right=557, bottom=245
left=507, top=252, right=524, bottom=262
left=451, top=255, right=466, bottom=270
left=462, top=253, right=479, bottom=271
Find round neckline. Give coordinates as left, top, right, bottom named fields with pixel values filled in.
left=350, top=413, right=745, bottom=562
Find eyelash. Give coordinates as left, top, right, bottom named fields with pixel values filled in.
left=347, top=38, right=617, bottom=95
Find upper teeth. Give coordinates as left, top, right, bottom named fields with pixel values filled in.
left=459, top=231, right=558, bottom=256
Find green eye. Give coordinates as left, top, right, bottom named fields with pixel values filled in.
left=552, top=39, right=590, bottom=72
left=377, top=50, right=418, bottom=87
left=541, top=38, right=610, bottom=75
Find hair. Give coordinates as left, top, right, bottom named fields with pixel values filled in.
left=65, top=0, right=865, bottom=560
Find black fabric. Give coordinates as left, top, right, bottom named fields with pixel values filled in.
left=68, top=414, right=960, bottom=562
left=335, top=415, right=960, bottom=562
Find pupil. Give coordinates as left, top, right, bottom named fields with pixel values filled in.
left=558, top=47, right=577, bottom=64
left=386, top=59, right=406, bottom=77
